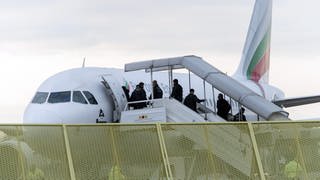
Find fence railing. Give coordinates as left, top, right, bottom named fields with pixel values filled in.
left=1, top=121, right=319, bottom=180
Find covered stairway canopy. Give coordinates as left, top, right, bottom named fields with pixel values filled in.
left=124, top=55, right=289, bottom=121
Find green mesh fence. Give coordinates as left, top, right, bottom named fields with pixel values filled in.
left=1, top=122, right=319, bottom=180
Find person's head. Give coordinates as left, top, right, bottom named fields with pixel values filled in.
left=173, top=79, right=178, bottom=85
left=189, top=89, right=195, bottom=94
left=218, top=93, right=223, bottom=100
left=139, top=82, right=144, bottom=88
left=122, top=86, right=128, bottom=91
left=152, top=80, right=158, bottom=87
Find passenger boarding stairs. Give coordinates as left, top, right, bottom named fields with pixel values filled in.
left=120, top=55, right=291, bottom=178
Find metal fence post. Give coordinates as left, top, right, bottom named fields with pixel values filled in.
left=63, top=125, right=76, bottom=180
left=248, top=123, right=266, bottom=180
left=156, top=123, right=173, bottom=179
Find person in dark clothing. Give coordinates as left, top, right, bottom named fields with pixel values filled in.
left=170, top=79, right=183, bottom=102
left=130, top=84, right=147, bottom=109
left=217, top=93, right=231, bottom=120
left=122, top=86, right=130, bottom=101
left=129, top=85, right=140, bottom=109
left=138, top=82, right=147, bottom=100
left=149, top=80, right=163, bottom=99
left=183, top=89, right=205, bottom=112
left=234, top=107, right=246, bottom=121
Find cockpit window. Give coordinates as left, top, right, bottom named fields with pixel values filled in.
left=83, top=91, right=98, bottom=105
left=48, top=91, right=71, bottom=103
left=73, top=91, right=88, bottom=104
left=32, top=92, right=49, bottom=104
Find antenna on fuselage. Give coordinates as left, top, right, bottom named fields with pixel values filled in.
left=82, top=57, right=86, bottom=68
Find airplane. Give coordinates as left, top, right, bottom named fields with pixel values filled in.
left=2, top=0, right=320, bottom=179
left=22, top=1, right=320, bottom=124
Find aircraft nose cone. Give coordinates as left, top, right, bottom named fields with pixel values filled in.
left=23, top=105, right=63, bottom=124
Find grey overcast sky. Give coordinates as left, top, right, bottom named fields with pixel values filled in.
left=0, top=0, right=320, bottom=123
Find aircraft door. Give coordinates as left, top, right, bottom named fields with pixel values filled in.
left=101, top=75, right=127, bottom=122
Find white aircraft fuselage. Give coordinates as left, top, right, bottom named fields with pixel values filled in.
left=23, top=66, right=285, bottom=123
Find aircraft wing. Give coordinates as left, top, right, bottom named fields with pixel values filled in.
left=273, top=95, right=320, bottom=108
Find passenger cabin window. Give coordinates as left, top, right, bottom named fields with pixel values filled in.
left=48, top=91, right=71, bottom=103
left=32, top=92, right=49, bottom=104
left=73, top=91, right=88, bottom=104
left=83, top=91, right=98, bottom=105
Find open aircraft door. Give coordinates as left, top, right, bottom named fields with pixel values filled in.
left=101, top=75, right=127, bottom=122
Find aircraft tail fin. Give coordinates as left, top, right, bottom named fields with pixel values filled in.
left=235, top=0, right=272, bottom=84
